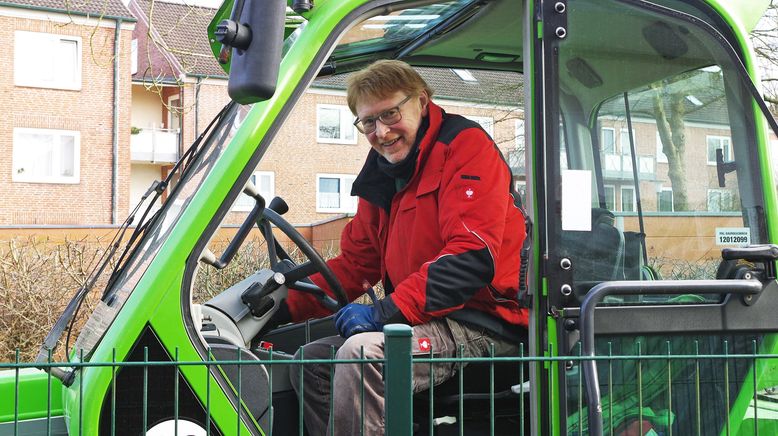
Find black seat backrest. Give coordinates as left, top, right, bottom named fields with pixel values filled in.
left=208, top=342, right=271, bottom=430
left=561, top=208, right=643, bottom=283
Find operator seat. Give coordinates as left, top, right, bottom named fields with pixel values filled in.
left=412, top=329, right=530, bottom=434
left=207, top=340, right=272, bottom=430
left=561, top=207, right=646, bottom=287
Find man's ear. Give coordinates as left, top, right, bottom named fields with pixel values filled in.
left=419, top=91, right=430, bottom=116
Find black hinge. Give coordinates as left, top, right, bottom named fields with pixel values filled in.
left=543, top=0, right=568, bottom=40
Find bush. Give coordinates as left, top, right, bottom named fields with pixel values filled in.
left=649, top=256, right=720, bottom=281
left=0, top=237, right=109, bottom=362
left=0, top=235, right=364, bottom=362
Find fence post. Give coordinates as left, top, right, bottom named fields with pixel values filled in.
left=384, top=324, right=413, bottom=436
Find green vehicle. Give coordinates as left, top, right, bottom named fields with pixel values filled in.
left=3, top=0, right=778, bottom=434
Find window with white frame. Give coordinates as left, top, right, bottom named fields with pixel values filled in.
left=317, top=105, right=357, bottom=144
left=15, top=31, right=82, bottom=90
left=604, top=185, right=615, bottom=211
left=507, top=149, right=525, bottom=173
left=131, top=39, right=138, bottom=75
left=601, top=127, right=615, bottom=154
left=233, top=171, right=275, bottom=211
left=620, top=128, right=636, bottom=155
left=464, top=115, right=494, bottom=137
left=620, top=186, right=636, bottom=212
left=707, top=189, right=736, bottom=212
left=657, top=188, right=674, bottom=212
left=515, top=119, right=525, bottom=149
left=706, top=135, right=732, bottom=164
left=317, top=174, right=357, bottom=213
left=507, top=119, right=525, bottom=173
left=13, top=128, right=80, bottom=183
left=656, top=131, right=668, bottom=163
left=514, top=180, right=526, bottom=206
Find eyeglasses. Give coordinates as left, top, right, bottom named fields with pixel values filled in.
left=353, top=95, right=413, bottom=134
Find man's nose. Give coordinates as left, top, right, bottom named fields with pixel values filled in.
left=375, top=120, right=390, bottom=138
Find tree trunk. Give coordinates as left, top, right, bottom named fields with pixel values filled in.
left=651, top=84, right=689, bottom=211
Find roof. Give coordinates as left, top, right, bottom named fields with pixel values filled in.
left=598, top=70, right=730, bottom=126
left=314, top=68, right=523, bottom=107
left=133, top=0, right=225, bottom=78
left=2, top=0, right=133, bottom=19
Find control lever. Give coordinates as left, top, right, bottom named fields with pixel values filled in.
left=199, top=186, right=264, bottom=269
left=242, top=272, right=285, bottom=317
left=241, top=262, right=318, bottom=316
left=261, top=197, right=290, bottom=267
left=267, top=196, right=289, bottom=215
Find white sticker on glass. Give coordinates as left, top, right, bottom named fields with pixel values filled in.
left=561, top=170, right=592, bottom=231
left=715, top=227, right=750, bottom=246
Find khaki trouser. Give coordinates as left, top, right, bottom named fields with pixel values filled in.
left=289, top=318, right=519, bottom=436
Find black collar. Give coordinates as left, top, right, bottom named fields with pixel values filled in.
left=352, top=116, right=430, bottom=212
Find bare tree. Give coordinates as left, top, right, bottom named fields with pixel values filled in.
left=643, top=71, right=726, bottom=211
left=752, top=1, right=778, bottom=108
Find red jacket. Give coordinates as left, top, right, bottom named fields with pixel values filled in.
left=286, top=102, right=528, bottom=331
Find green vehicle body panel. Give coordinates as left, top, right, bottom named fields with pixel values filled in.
left=727, top=335, right=778, bottom=435
left=0, top=369, right=63, bottom=422
left=709, top=0, right=769, bottom=35
left=546, top=318, right=561, bottom=435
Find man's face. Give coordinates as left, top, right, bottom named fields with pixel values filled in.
left=355, top=90, right=429, bottom=164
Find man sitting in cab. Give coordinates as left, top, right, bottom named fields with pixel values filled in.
left=276, top=60, right=528, bottom=435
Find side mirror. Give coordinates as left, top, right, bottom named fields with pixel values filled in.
left=216, top=0, right=286, bottom=104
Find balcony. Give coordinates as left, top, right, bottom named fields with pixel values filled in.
left=603, top=153, right=655, bottom=180
left=131, top=127, right=180, bottom=163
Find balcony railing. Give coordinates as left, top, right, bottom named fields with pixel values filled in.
left=131, top=127, right=180, bottom=163
left=603, top=153, right=655, bottom=180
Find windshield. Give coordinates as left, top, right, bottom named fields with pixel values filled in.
left=69, top=103, right=246, bottom=359
left=327, top=0, right=472, bottom=61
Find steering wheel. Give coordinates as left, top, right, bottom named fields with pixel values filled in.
left=259, top=205, right=349, bottom=312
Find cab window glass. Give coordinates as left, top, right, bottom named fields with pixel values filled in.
left=555, top=0, right=770, bottom=434
left=593, top=66, right=748, bottom=283
left=556, top=1, right=766, bottom=292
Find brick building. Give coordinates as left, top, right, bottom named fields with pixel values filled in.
left=128, top=0, right=230, bottom=212
left=0, top=0, right=135, bottom=225
left=0, top=1, right=747, bottom=232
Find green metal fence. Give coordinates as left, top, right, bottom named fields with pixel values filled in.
left=3, top=326, right=778, bottom=435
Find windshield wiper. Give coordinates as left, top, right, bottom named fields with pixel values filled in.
left=102, top=102, right=235, bottom=302
left=35, top=197, right=143, bottom=382
left=37, top=103, right=235, bottom=382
